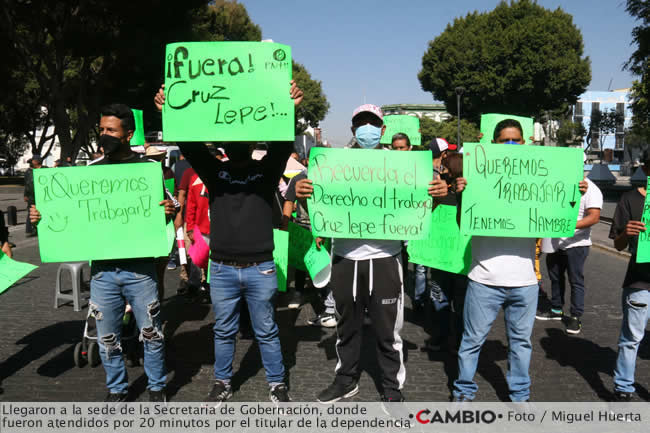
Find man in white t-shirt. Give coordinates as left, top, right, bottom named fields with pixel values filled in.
left=295, top=104, right=449, bottom=403
left=537, top=172, right=602, bottom=335
left=452, top=119, right=587, bottom=402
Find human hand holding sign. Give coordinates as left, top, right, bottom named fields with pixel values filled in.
left=455, top=177, right=467, bottom=194
left=295, top=178, right=314, bottom=200
left=428, top=173, right=448, bottom=198
left=154, top=80, right=303, bottom=112
left=579, top=179, right=588, bottom=195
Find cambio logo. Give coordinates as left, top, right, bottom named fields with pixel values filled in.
left=414, top=409, right=498, bottom=424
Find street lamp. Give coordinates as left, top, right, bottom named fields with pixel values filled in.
left=455, top=87, right=465, bottom=149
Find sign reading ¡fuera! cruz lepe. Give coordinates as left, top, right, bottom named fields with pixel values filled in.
left=162, top=42, right=294, bottom=142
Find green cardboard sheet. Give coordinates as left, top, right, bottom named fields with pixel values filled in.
left=636, top=179, right=650, bottom=263
left=163, top=42, right=294, bottom=142
left=0, top=252, right=38, bottom=295
left=34, top=164, right=169, bottom=262
left=164, top=178, right=175, bottom=196
left=307, top=148, right=433, bottom=240
left=480, top=113, right=534, bottom=144
left=407, top=205, right=471, bottom=275
left=288, top=222, right=312, bottom=271
left=304, top=240, right=331, bottom=280
left=380, top=115, right=421, bottom=146
left=273, top=229, right=288, bottom=292
left=460, top=142, right=582, bottom=238
left=130, top=109, right=145, bottom=146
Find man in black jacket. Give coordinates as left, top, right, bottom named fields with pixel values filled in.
left=154, top=81, right=303, bottom=404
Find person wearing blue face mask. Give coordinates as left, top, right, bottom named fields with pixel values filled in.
left=295, top=105, right=449, bottom=404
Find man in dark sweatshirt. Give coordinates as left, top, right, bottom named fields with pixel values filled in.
left=154, top=81, right=303, bottom=404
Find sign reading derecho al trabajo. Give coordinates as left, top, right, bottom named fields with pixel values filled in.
left=163, top=42, right=294, bottom=142
left=307, top=148, right=433, bottom=240
left=461, top=142, right=583, bottom=238
left=34, top=164, right=168, bottom=262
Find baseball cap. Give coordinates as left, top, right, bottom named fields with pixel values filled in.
left=429, top=138, right=450, bottom=157
left=352, top=104, right=383, bottom=122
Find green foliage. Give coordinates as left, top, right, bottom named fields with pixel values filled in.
left=418, top=0, right=591, bottom=121
left=292, top=62, right=330, bottom=135
left=625, top=1, right=650, bottom=142
left=555, top=118, right=586, bottom=146
left=587, top=108, right=623, bottom=151
left=0, top=0, right=262, bottom=161
left=419, top=116, right=480, bottom=148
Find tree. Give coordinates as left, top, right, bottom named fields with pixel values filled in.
left=418, top=0, right=591, bottom=121
left=0, top=0, right=261, bottom=161
left=419, top=117, right=480, bottom=148
left=625, top=0, right=650, bottom=141
left=555, top=118, right=586, bottom=147
left=292, top=62, right=330, bottom=135
left=586, top=108, right=623, bottom=153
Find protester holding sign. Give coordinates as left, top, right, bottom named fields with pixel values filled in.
left=608, top=150, right=650, bottom=402
left=154, top=79, right=303, bottom=404
left=31, top=104, right=178, bottom=403
left=538, top=160, right=603, bottom=335
left=295, top=104, right=449, bottom=404
left=452, top=118, right=588, bottom=402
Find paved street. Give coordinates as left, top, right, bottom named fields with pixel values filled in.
left=0, top=185, right=648, bottom=402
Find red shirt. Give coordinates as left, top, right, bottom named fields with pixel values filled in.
left=186, top=173, right=210, bottom=236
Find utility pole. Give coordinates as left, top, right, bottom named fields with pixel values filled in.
left=455, top=87, right=465, bottom=149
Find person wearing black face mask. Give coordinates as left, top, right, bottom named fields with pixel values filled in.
left=30, top=103, right=178, bottom=403
left=154, top=81, right=303, bottom=405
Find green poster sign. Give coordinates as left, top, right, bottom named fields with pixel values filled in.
left=304, top=240, right=331, bottom=280
left=164, top=178, right=175, bottom=195
left=307, top=148, right=433, bottom=240
left=460, top=142, right=582, bottom=238
left=0, top=252, right=38, bottom=295
left=273, top=229, right=288, bottom=292
left=480, top=113, right=534, bottom=144
left=163, top=42, right=294, bottom=142
left=636, top=178, right=650, bottom=263
left=130, top=109, right=145, bottom=146
left=407, top=204, right=471, bottom=275
left=380, top=115, right=421, bottom=146
left=34, top=164, right=169, bottom=262
left=288, top=222, right=312, bottom=271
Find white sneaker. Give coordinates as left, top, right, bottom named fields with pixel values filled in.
left=308, top=313, right=337, bottom=328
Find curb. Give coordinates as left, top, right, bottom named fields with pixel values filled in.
left=591, top=241, right=630, bottom=259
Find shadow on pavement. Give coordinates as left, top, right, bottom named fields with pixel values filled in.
left=0, top=320, right=83, bottom=381
left=539, top=327, right=617, bottom=401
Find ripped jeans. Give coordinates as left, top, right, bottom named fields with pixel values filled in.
left=90, top=261, right=166, bottom=394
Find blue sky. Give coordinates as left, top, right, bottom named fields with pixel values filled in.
left=241, top=0, right=638, bottom=146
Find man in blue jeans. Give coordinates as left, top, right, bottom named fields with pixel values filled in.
left=451, top=119, right=587, bottom=401
left=155, top=81, right=303, bottom=404
left=31, top=104, right=177, bottom=402
left=609, top=152, right=650, bottom=401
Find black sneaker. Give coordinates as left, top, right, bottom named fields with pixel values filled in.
left=612, top=391, right=633, bottom=402
left=287, top=291, right=302, bottom=309
left=149, top=389, right=166, bottom=403
left=535, top=309, right=563, bottom=321
left=317, top=378, right=359, bottom=403
left=452, top=394, right=472, bottom=402
left=104, top=392, right=128, bottom=402
left=380, top=391, right=407, bottom=418
left=423, top=337, right=446, bottom=352
left=566, top=316, right=582, bottom=334
left=307, top=313, right=337, bottom=328
left=206, top=380, right=232, bottom=405
left=269, top=383, right=291, bottom=403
